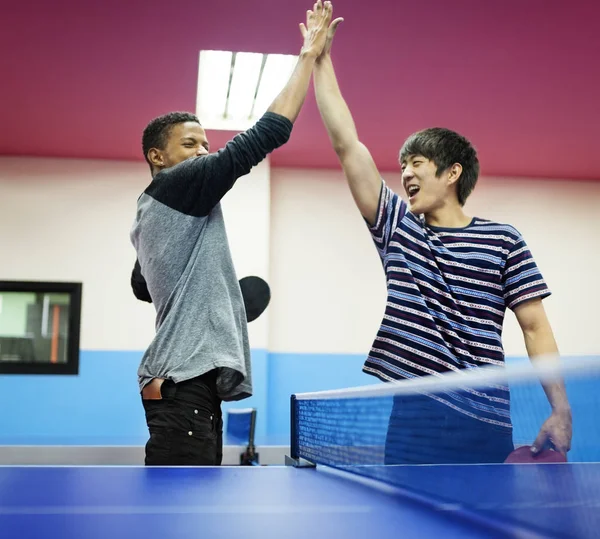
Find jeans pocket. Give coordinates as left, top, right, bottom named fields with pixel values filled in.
left=190, top=407, right=218, bottom=438
left=170, top=431, right=219, bottom=465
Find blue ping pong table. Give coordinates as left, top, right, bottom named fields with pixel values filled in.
left=0, top=462, right=598, bottom=539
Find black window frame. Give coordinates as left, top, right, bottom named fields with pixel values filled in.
left=0, top=280, right=82, bottom=375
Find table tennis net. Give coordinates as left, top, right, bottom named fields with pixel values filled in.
left=291, top=356, right=600, bottom=468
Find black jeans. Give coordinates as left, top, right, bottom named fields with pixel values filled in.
left=384, top=394, right=514, bottom=465
left=141, top=371, right=223, bottom=466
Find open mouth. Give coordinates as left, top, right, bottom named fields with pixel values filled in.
left=407, top=184, right=420, bottom=201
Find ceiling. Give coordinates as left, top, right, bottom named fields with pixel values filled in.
left=3, top=0, right=599, bottom=180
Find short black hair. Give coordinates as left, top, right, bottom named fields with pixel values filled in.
left=399, top=127, right=480, bottom=206
left=141, top=111, right=200, bottom=171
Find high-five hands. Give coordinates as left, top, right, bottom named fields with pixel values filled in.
left=299, top=1, right=333, bottom=58
left=299, top=1, right=343, bottom=59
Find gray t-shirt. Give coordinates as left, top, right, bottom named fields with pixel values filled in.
left=130, top=112, right=292, bottom=401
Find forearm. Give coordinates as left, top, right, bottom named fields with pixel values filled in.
left=313, top=54, right=359, bottom=152
left=312, top=53, right=381, bottom=224
left=524, top=327, right=571, bottom=414
left=267, top=52, right=317, bottom=123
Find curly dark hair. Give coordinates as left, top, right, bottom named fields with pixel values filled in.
left=141, top=112, right=200, bottom=171
left=399, top=127, right=480, bottom=206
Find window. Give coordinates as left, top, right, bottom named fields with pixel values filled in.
left=0, top=281, right=82, bottom=375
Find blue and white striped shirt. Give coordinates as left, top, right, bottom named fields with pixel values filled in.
left=365, top=182, right=551, bottom=426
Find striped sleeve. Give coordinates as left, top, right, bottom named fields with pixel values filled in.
left=502, top=233, right=551, bottom=310
left=367, top=181, right=407, bottom=258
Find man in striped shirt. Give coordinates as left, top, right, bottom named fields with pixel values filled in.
left=312, top=19, right=572, bottom=463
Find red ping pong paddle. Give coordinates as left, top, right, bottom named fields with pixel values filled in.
left=504, top=445, right=567, bottom=464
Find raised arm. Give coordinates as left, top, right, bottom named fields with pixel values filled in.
left=146, top=2, right=333, bottom=218
left=311, top=19, right=382, bottom=226
left=269, top=0, right=333, bottom=122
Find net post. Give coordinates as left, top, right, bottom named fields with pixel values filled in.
left=285, top=394, right=314, bottom=467
left=290, top=394, right=298, bottom=460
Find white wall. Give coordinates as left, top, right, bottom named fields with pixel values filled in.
left=467, top=175, right=600, bottom=356
left=221, top=159, right=271, bottom=350
left=0, top=157, right=155, bottom=351
left=1, top=156, right=599, bottom=357
left=268, top=168, right=386, bottom=355
left=269, top=168, right=600, bottom=356
left=0, top=156, right=271, bottom=351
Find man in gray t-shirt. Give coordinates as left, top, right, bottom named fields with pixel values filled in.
left=129, top=2, right=335, bottom=466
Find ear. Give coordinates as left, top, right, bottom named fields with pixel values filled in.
left=147, top=148, right=164, bottom=169
left=447, top=163, right=463, bottom=186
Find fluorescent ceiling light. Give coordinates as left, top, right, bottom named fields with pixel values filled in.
left=197, top=50, right=298, bottom=131
left=196, top=50, right=232, bottom=129
left=226, top=52, right=263, bottom=121
left=253, top=54, right=297, bottom=118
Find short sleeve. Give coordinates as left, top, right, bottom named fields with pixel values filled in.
left=502, top=233, right=551, bottom=310
left=367, top=180, right=407, bottom=258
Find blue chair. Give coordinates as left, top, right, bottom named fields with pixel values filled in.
left=226, top=408, right=259, bottom=465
